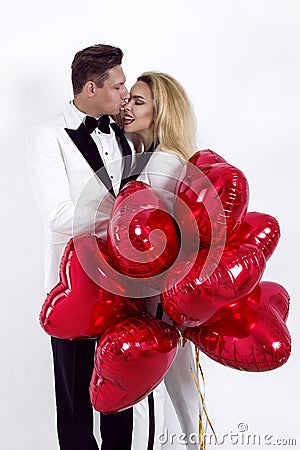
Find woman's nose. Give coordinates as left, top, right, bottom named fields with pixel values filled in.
left=124, top=101, right=132, bottom=111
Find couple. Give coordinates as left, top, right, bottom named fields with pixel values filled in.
left=27, top=44, right=199, bottom=450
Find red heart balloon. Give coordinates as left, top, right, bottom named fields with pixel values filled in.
left=229, top=211, right=280, bottom=261
left=161, top=243, right=266, bottom=327
left=107, top=181, right=180, bottom=277
left=185, top=281, right=291, bottom=371
left=175, top=160, right=249, bottom=247
left=90, top=315, right=180, bottom=413
left=189, top=149, right=227, bottom=167
left=40, top=234, right=146, bottom=339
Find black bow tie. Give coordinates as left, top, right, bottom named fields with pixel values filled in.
left=85, top=115, right=111, bottom=134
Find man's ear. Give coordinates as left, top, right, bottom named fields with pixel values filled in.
left=85, top=81, right=96, bottom=97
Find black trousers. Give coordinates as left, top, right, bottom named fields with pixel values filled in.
left=51, top=337, right=133, bottom=450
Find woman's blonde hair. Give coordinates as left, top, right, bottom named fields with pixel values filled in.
left=137, top=71, right=196, bottom=159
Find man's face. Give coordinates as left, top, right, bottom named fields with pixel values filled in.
left=93, top=65, right=129, bottom=115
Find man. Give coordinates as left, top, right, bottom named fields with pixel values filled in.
left=27, top=44, right=162, bottom=450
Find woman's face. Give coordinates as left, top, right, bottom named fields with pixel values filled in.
left=123, top=81, right=155, bottom=134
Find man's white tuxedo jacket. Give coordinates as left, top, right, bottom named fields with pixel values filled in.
left=26, top=102, right=139, bottom=293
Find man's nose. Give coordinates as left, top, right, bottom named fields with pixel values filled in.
left=121, top=85, right=130, bottom=100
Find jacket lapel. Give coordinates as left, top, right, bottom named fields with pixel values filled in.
left=110, top=123, right=133, bottom=190
left=126, top=143, right=155, bottom=183
left=63, top=102, right=134, bottom=197
left=65, top=123, right=115, bottom=197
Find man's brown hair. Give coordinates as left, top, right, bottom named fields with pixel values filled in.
left=71, top=44, right=123, bottom=95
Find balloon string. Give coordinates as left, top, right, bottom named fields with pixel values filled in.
left=190, top=348, right=219, bottom=449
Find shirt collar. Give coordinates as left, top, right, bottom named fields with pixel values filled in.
left=70, top=101, right=116, bottom=126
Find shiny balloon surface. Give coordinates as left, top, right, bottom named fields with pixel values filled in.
left=40, top=234, right=145, bottom=339
left=229, top=211, right=280, bottom=260
left=90, top=315, right=180, bottom=413
left=189, top=149, right=227, bottom=167
left=175, top=154, right=249, bottom=247
left=161, top=243, right=266, bottom=327
left=185, top=281, right=291, bottom=371
left=108, top=181, right=180, bottom=277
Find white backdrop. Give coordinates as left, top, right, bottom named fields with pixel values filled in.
left=0, top=1, right=299, bottom=449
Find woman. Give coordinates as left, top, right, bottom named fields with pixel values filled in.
left=123, top=72, right=195, bottom=211
left=124, top=71, right=195, bottom=156
left=122, top=72, right=200, bottom=449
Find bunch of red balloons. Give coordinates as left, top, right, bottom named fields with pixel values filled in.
left=162, top=150, right=290, bottom=372
left=40, top=149, right=291, bottom=414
